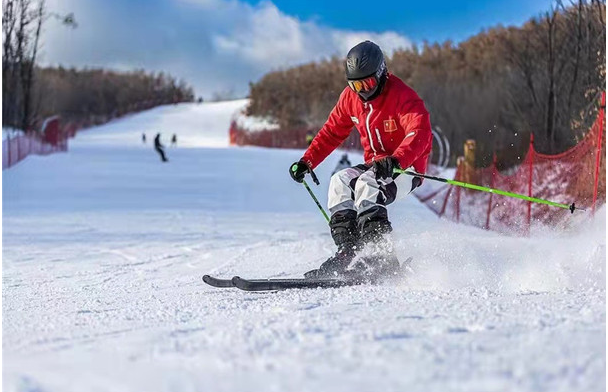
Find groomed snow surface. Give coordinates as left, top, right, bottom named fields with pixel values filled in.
left=3, top=100, right=606, bottom=392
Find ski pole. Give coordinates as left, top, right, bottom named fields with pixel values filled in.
left=302, top=179, right=330, bottom=223
left=393, top=168, right=585, bottom=214
left=291, top=164, right=330, bottom=223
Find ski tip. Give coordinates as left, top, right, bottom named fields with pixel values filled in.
left=203, top=275, right=220, bottom=285
left=203, top=275, right=236, bottom=288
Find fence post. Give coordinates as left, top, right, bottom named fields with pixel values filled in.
left=7, top=135, right=11, bottom=168
left=527, top=134, right=534, bottom=235
left=439, top=187, right=451, bottom=217
left=440, top=162, right=460, bottom=218
left=456, top=186, right=461, bottom=223
left=485, top=153, right=497, bottom=230
left=455, top=158, right=462, bottom=223
left=17, top=135, right=21, bottom=162
left=592, top=92, right=605, bottom=215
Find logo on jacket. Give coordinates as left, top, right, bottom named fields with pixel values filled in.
left=351, top=116, right=359, bottom=125
left=383, top=119, right=397, bottom=133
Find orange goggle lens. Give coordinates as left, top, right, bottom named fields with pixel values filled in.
left=348, top=76, right=378, bottom=93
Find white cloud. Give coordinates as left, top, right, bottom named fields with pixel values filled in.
left=331, top=31, right=412, bottom=56
left=41, top=0, right=412, bottom=99
left=212, top=3, right=306, bottom=64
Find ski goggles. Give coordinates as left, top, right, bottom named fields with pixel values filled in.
left=347, top=75, right=378, bottom=93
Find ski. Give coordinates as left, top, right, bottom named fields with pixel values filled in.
left=203, top=275, right=354, bottom=291
left=231, top=276, right=355, bottom=291
left=203, top=257, right=413, bottom=291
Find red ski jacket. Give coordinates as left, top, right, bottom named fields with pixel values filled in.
left=302, top=74, right=432, bottom=174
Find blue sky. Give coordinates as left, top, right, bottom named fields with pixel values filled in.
left=42, top=0, right=554, bottom=99
left=258, top=0, right=554, bottom=43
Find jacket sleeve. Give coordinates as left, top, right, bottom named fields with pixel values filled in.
left=392, top=98, right=432, bottom=170
left=302, top=89, right=354, bottom=169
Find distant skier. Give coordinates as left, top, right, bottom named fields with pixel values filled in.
left=142, top=133, right=146, bottom=143
left=154, top=133, right=168, bottom=162
left=332, top=153, right=352, bottom=176
left=171, top=133, right=177, bottom=147
left=289, top=41, right=432, bottom=281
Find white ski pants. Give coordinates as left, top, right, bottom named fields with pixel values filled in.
left=328, top=164, right=416, bottom=216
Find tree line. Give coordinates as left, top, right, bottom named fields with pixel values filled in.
left=3, top=0, right=194, bottom=133
left=247, top=0, right=605, bottom=168
left=34, top=67, right=195, bottom=125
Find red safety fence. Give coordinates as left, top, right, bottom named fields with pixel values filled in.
left=2, top=116, right=70, bottom=170
left=415, top=93, right=606, bottom=235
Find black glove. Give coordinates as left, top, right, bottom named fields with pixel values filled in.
left=373, top=156, right=401, bottom=179
left=289, top=160, right=310, bottom=183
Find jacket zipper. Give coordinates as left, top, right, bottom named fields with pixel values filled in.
left=365, top=103, right=377, bottom=156
left=375, top=128, right=386, bottom=152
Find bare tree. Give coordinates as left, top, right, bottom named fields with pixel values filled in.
left=3, top=0, right=18, bottom=125
left=500, top=0, right=604, bottom=153
left=2, top=0, right=76, bottom=131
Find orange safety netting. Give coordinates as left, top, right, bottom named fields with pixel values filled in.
left=415, top=93, right=605, bottom=235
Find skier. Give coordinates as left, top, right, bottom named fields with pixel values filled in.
left=142, top=133, right=146, bottom=143
left=154, top=133, right=168, bottom=162
left=289, top=40, right=432, bottom=281
left=171, top=133, right=177, bottom=147
left=332, top=153, right=352, bottom=176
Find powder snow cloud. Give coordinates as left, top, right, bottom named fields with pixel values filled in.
left=41, top=0, right=411, bottom=99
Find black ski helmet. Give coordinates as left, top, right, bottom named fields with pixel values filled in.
left=345, top=40, right=388, bottom=101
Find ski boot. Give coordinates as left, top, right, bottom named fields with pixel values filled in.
left=305, top=210, right=358, bottom=279
left=304, top=245, right=357, bottom=279
left=351, top=207, right=400, bottom=283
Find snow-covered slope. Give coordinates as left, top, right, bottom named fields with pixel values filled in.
left=2, top=100, right=606, bottom=392
left=75, top=100, right=247, bottom=148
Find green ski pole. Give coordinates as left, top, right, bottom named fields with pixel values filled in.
left=393, top=168, right=585, bottom=214
left=292, top=164, right=330, bottom=223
